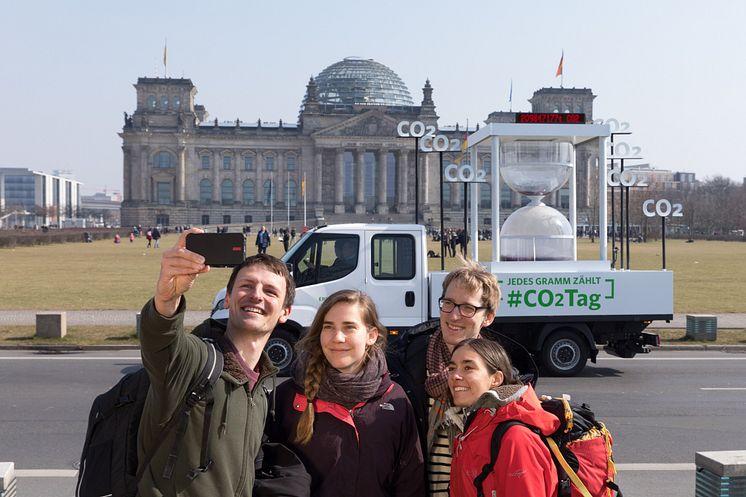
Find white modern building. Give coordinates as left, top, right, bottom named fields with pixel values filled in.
left=0, top=167, right=82, bottom=228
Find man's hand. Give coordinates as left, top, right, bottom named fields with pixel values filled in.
left=154, top=228, right=210, bottom=317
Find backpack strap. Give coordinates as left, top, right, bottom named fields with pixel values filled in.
left=473, top=420, right=523, bottom=497
left=136, top=339, right=224, bottom=483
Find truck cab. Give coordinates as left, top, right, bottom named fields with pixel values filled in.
left=283, top=224, right=429, bottom=329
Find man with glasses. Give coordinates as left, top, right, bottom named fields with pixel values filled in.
left=387, top=258, right=500, bottom=497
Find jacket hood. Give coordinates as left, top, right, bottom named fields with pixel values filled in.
left=468, top=384, right=559, bottom=436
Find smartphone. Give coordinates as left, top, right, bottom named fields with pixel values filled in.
left=185, top=232, right=246, bottom=267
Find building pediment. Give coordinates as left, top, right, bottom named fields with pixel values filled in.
left=311, top=110, right=401, bottom=138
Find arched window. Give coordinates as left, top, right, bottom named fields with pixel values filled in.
left=172, top=96, right=181, bottom=110
left=155, top=151, right=174, bottom=168
left=263, top=180, right=274, bottom=206
left=199, top=179, right=212, bottom=205
left=243, top=180, right=255, bottom=205
left=160, top=96, right=169, bottom=110
left=286, top=155, right=296, bottom=171
left=221, top=179, right=234, bottom=206
left=147, top=95, right=157, bottom=109
left=286, top=180, right=297, bottom=207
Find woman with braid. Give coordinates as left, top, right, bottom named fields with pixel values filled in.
left=386, top=258, right=501, bottom=496
left=265, top=289, right=424, bottom=497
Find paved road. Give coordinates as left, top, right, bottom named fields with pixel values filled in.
left=2, top=349, right=746, bottom=497
left=1, top=310, right=744, bottom=328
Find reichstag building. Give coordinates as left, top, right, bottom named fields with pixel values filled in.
left=120, top=57, right=597, bottom=228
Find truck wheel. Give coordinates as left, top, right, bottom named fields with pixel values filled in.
left=541, top=330, right=588, bottom=377
left=265, top=328, right=296, bottom=376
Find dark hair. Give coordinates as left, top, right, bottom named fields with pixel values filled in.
left=441, top=257, right=501, bottom=314
left=293, top=290, right=387, bottom=444
left=451, top=338, right=520, bottom=385
left=226, top=254, right=295, bottom=308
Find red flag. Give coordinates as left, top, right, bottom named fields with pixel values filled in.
left=555, top=51, right=564, bottom=77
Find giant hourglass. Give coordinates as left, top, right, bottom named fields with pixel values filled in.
left=499, top=141, right=574, bottom=261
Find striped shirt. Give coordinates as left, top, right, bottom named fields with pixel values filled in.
left=427, top=397, right=452, bottom=496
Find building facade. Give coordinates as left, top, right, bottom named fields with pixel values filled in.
left=120, top=57, right=602, bottom=229
left=0, top=167, right=82, bottom=228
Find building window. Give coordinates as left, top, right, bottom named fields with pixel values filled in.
left=244, top=156, right=254, bottom=170
left=156, top=182, right=172, bottom=205
left=263, top=179, right=273, bottom=206
left=200, top=179, right=212, bottom=204
left=156, top=214, right=169, bottom=226
left=147, top=95, right=157, bottom=109
left=223, top=156, right=232, bottom=170
left=264, top=156, right=275, bottom=171
left=201, top=155, right=210, bottom=170
left=223, top=215, right=231, bottom=224
left=244, top=215, right=252, bottom=223
left=201, top=214, right=210, bottom=225
left=156, top=151, right=174, bottom=168
left=479, top=183, right=491, bottom=209
left=243, top=180, right=255, bottom=205
left=160, top=96, right=169, bottom=110
left=172, top=96, right=181, bottom=110
left=286, top=180, right=297, bottom=207
left=221, top=179, right=234, bottom=206
left=443, top=181, right=452, bottom=207
left=286, top=155, right=296, bottom=171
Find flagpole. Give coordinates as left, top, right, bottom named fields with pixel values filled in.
left=303, top=172, right=307, bottom=228
left=286, top=170, right=290, bottom=232
left=163, top=39, right=168, bottom=78
left=270, top=171, right=274, bottom=234
left=509, top=79, right=513, bottom=112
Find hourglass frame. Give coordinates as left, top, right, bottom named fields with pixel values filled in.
left=463, top=122, right=611, bottom=269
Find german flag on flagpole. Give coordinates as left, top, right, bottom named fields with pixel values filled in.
left=556, top=50, right=564, bottom=88
left=163, top=39, right=168, bottom=77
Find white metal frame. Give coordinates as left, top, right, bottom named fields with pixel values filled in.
left=466, top=123, right=610, bottom=264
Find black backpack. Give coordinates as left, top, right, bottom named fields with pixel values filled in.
left=75, top=339, right=223, bottom=497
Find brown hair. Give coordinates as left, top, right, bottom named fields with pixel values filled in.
left=226, top=253, right=295, bottom=308
left=441, top=256, right=501, bottom=313
left=293, top=290, right=387, bottom=445
left=451, top=338, right=520, bottom=386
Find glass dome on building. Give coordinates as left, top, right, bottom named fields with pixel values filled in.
left=313, top=57, right=414, bottom=107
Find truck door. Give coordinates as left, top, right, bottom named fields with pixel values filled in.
left=365, top=231, right=425, bottom=327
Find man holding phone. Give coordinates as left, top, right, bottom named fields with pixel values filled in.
left=136, top=228, right=295, bottom=497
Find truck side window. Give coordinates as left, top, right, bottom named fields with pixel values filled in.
left=293, top=235, right=359, bottom=287
left=319, top=236, right=358, bottom=283
left=371, top=234, right=415, bottom=280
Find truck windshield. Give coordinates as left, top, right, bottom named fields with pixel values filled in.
left=280, top=230, right=312, bottom=263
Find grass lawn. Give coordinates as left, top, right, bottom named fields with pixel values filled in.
left=1, top=232, right=744, bottom=313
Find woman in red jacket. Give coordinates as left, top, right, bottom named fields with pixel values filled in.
left=448, top=338, right=559, bottom=497
left=266, top=290, right=424, bottom=497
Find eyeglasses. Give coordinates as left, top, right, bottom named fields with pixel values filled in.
left=438, top=298, right=488, bottom=318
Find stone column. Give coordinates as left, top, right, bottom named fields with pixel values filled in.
left=212, top=150, right=220, bottom=203
left=453, top=178, right=462, bottom=207
left=354, top=149, right=365, bottom=213
left=376, top=149, right=388, bottom=214
left=397, top=150, right=409, bottom=213
left=176, top=145, right=186, bottom=203
left=233, top=151, right=240, bottom=206
left=314, top=150, right=323, bottom=204
left=334, top=149, right=345, bottom=213
left=122, top=146, right=131, bottom=201
left=276, top=152, right=284, bottom=204
left=140, top=146, right=149, bottom=202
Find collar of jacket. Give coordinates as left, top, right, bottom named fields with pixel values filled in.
left=291, top=383, right=395, bottom=443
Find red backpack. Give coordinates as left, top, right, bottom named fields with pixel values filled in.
left=473, top=396, right=622, bottom=497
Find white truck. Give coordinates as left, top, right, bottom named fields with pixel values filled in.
left=212, top=121, right=673, bottom=376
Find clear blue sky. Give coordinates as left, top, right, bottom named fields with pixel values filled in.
left=3, top=0, right=744, bottom=195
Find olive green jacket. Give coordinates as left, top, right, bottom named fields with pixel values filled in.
left=136, top=298, right=277, bottom=497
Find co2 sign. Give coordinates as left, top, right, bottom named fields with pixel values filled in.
left=607, top=167, right=649, bottom=187
left=397, top=120, right=435, bottom=138
left=444, top=163, right=488, bottom=183
left=398, top=120, right=463, bottom=152
left=642, top=199, right=683, bottom=218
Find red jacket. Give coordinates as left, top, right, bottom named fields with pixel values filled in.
left=451, top=384, right=559, bottom=497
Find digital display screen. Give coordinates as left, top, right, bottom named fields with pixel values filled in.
left=515, top=113, right=586, bottom=124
